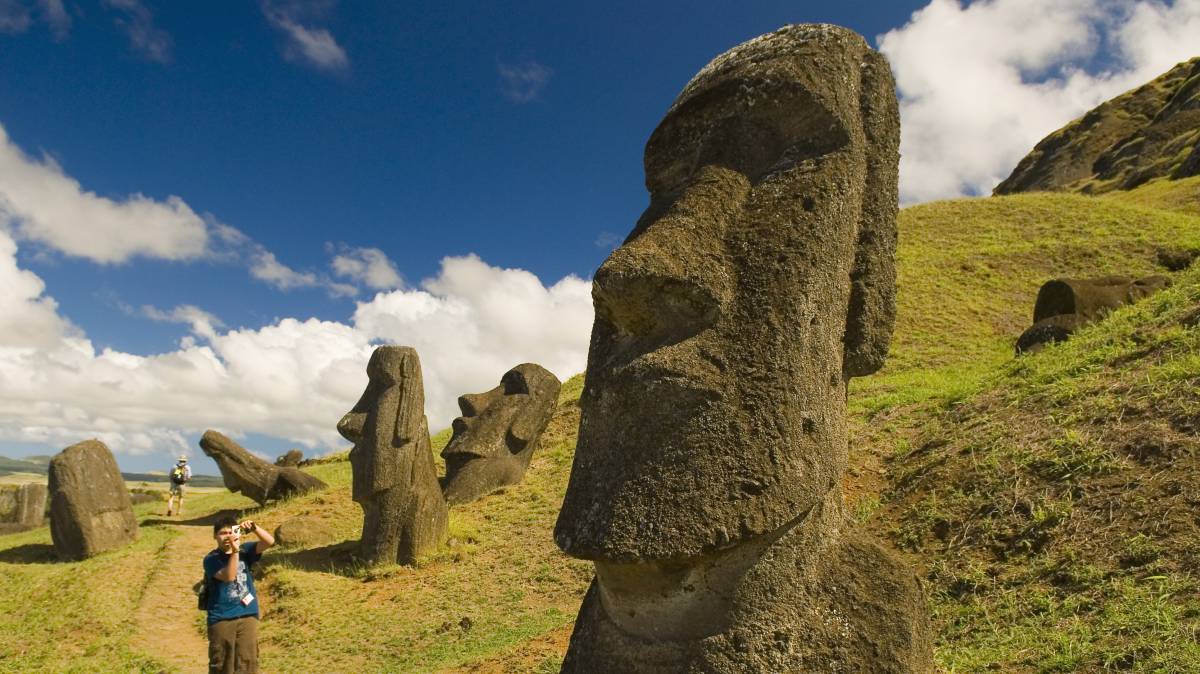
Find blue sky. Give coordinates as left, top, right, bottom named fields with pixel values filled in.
left=1, top=0, right=1197, bottom=475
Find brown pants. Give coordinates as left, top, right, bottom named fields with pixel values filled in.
left=207, top=615, right=259, bottom=674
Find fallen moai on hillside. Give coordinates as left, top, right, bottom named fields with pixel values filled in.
left=440, top=363, right=561, bottom=505
left=0, top=482, right=48, bottom=533
left=199, top=430, right=327, bottom=505
left=337, top=346, right=448, bottom=565
left=48, top=440, right=138, bottom=560
left=1017, top=275, right=1172, bottom=353
left=553, top=24, right=933, bottom=672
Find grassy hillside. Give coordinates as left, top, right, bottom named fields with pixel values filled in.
left=0, top=180, right=1197, bottom=672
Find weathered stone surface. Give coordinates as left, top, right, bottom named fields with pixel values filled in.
left=1018, top=275, right=1172, bottom=353
left=0, top=483, right=47, bottom=531
left=553, top=24, right=932, bottom=672
left=199, top=430, right=326, bottom=505
left=337, top=346, right=448, bottom=565
left=48, top=440, right=138, bottom=560
left=440, top=363, right=561, bottom=505
left=275, top=449, right=304, bottom=467
left=273, top=516, right=336, bottom=548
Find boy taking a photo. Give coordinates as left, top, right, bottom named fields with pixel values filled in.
left=203, top=516, right=274, bottom=674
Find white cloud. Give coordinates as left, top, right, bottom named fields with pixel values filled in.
left=141, top=304, right=223, bottom=342
left=880, top=0, right=1200, bottom=203
left=0, top=123, right=209, bottom=263
left=331, top=245, right=404, bottom=290
left=102, top=0, right=172, bottom=63
left=0, top=120, right=359, bottom=298
left=0, top=236, right=593, bottom=459
left=262, top=0, right=349, bottom=72
left=498, top=60, right=553, bottom=103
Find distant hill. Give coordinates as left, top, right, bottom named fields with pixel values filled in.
left=995, top=57, right=1200, bottom=195
left=0, top=453, right=224, bottom=488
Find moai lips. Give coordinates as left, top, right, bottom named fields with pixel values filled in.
left=553, top=24, right=933, bottom=672
left=337, top=346, right=448, bottom=566
left=440, top=363, right=561, bottom=505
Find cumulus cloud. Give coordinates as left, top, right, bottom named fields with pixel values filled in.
left=0, top=235, right=593, bottom=459
left=102, top=0, right=172, bottom=63
left=0, top=120, right=359, bottom=298
left=262, top=0, right=349, bottom=72
left=330, top=245, right=404, bottom=290
left=498, top=59, right=553, bottom=103
left=880, top=0, right=1200, bottom=204
left=0, top=123, right=209, bottom=263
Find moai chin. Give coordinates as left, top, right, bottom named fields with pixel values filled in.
left=338, top=346, right=448, bottom=565
left=553, top=24, right=933, bottom=672
left=440, top=363, right=562, bottom=505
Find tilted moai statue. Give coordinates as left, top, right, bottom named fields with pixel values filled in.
left=553, top=25, right=932, bottom=672
left=48, top=439, right=138, bottom=560
left=338, top=346, right=448, bottom=565
left=1017, top=275, right=1172, bottom=353
left=440, top=363, right=562, bottom=505
left=200, top=430, right=326, bottom=505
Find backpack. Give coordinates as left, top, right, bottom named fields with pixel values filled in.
left=171, top=466, right=188, bottom=485
left=194, top=576, right=209, bottom=610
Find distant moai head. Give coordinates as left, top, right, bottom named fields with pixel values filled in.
left=337, top=346, right=428, bottom=504
left=441, top=363, right=562, bottom=504
left=555, top=24, right=900, bottom=561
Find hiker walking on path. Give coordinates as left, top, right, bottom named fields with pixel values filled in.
left=166, top=455, right=192, bottom=516
left=203, top=516, right=275, bottom=674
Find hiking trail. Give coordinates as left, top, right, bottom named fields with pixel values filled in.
left=134, top=517, right=212, bottom=674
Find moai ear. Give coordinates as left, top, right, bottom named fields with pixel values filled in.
left=393, top=351, right=425, bottom=446
left=843, top=49, right=900, bottom=379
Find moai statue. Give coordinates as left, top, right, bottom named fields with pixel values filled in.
left=440, top=363, right=562, bottom=505
left=553, top=25, right=933, bottom=672
left=1017, top=275, right=1172, bottom=353
left=200, top=430, right=326, bottom=505
left=48, top=440, right=138, bottom=560
left=337, top=346, right=448, bottom=565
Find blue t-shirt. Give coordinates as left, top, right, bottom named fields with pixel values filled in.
left=203, top=541, right=263, bottom=625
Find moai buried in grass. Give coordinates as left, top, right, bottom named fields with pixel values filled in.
left=553, top=24, right=932, bottom=672
left=440, top=363, right=562, bottom=505
left=338, top=346, right=448, bottom=566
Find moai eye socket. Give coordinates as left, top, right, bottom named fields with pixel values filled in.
left=644, top=79, right=850, bottom=196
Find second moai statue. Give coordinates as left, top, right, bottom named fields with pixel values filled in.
left=553, top=24, right=933, bottom=672
left=338, top=346, right=448, bottom=565
left=440, top=363, right=562, bottom=505
left=48, top=439, right=138, bottom=561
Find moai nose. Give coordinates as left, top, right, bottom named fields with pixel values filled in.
left=337, top=412, right=365, bottom=443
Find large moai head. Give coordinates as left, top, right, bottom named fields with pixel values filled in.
left=440, top=363, right=562, bottom=505
left=337, top=345, right=429, bottom=504
left=555, top=24, right=899, bottom=562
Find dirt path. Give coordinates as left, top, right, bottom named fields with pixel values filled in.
left=134, top=520, right=213, bottom=674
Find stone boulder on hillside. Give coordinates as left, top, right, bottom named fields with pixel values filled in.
left=275, top=449, right=304, bottom=467
left=48, top=440, right=138, bottom=560
left=0, top=483, right=48, bottom=533
left=199, top=430, right=326, bottom=505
